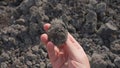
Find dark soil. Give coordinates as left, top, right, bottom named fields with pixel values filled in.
left=0, top=0, right=120, bottom=68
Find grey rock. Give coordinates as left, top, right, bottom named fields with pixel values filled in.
left=26, top=51, right=37, bottom=60
left=105, top=21, right=118, bottom=31
left=31, top=45, right=39, bottom=53
left=89, top=0, right=98, bottom=5
left=114, top=57, right=120, bottom=68
left=96, top=2, right=107, bottom=13
left=26, top=60, right=32, bottom=66
left=110, top=40, right=120, bottom=54
left=86, top=9, right=97, bottom=23
left=17, top=0, right=35, bottom=14
left=0, top=62, right=7, bottom=68
left=40, top=62, right=46, bottom=68
left=1, top=52, right=10, bottom=61
left=46, top=63, right=52, bottom=68
left=91, top=53, right=107, bottom=68
left=47, top=19, right=68, bottom=46
left=15, top=18, right=25, bottom=25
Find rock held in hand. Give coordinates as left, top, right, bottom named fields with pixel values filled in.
left=47, top=19, right=68, bottom=46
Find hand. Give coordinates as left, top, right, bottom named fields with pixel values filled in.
left=41, top=23, right=90, bottom=68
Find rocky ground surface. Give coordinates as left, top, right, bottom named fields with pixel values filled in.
left=0, top=0, right=120, bottom=68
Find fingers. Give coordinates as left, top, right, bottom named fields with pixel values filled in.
left=43, top=23, right=51, bottom=31
left=40, top=34, right=48, bottom=45
left=46, top=42, right=59, bottom=62
left=41, top=23, right=51, bottom=44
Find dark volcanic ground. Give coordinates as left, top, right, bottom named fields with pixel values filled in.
left=0, top=0, right=120, bottom=68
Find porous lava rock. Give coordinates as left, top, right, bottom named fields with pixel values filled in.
left=47, top=19, right=68, bottom=46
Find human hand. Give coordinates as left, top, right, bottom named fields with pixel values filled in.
left=41, top=23, right=90, bottom=68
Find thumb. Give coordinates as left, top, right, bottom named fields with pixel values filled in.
left=46, top=42, right=59, bottom=62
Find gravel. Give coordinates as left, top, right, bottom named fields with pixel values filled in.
left=0, top=0, right=120, bottom=68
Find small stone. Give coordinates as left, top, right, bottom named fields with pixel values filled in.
left=110, top=40, right=120, bottom=54
left=0, top=1, right=8, bottom=6
left=91, top=53, right=107, bottom=68
left=96, top=2, right=107, bottom=13
left=47, top=19, right=68, bottom=46
left=19, top=56, right=25, bottom=62
left=0, top=7, right=10, bottom=28
left=29, top=22, right=39, bottom=36
left=34, top=64, right=40, bottom=67
left=1, top=62, right=7, bottom=68
left=86, top=9, right=97, bottom=22
left=22, top=65, right=28, bottom=68
left=107, top=60, right=115, bottom=68
left=105, top=21, right=118, bottom=31
left=26, top=61, right=32, bottom=66
left=89, top=0, right=98, bottom=5
left=40, top=62, right=46, bottom=68
left=15, top=18, right=25, bottom=25
left=1, top=52, right=10, bottom=60
left=32, top=45, right=39, bottom=52
left=26, top=52, right=37, bottom=60
left=46, top=63, right=52, bottom=68
left=114, top=57, right=120, bottom=68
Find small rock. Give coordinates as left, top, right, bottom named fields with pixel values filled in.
left=107, top=60, right=115, bottom=68
left=26, top=60, right=32, bottom=66
left=40, top=62, right=46, bottom=68
left=89, top=0, right=98, bottom=5
left=46, top=63, right=52, bottom=68
left=0, top=62, right=7, bottom=68
left=31, top=45, right=39, bottom=53
left=0, top=7, right=10, bottom=28
left=0, top=1, right=8, bottom=6
left=105, top=21, right=118, bottom=31
left=47, top=19, right=68, bottom=46
left=114, top=57, right=120, bottom=68
left=110, top=40, right=120, bottom=54
left=29, top=22, right=39, bottom=36
left=19, top=56, right=25, bottom=62
left=86, top=9, right=97, bottom=23
left=91, top=53, right=107, bottom=68
left=96, top=2, right=107, bottom=13
left=1, top=52, right=10, bottom=60
left=15, top=18, right=25, bottom=25
left=26, top=51, right=37, bottom=60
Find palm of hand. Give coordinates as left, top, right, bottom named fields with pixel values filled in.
left=49, top=43, right=83, bottom=68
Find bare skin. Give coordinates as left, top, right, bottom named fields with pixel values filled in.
left=41, top=23, right=90, bottom=68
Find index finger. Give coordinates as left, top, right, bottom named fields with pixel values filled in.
left=44, top=23, right=51, bottom=31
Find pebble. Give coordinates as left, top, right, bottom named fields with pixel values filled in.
left=114, top=57, right=120, bottom=68
left=26, top=60, right=32, bottom=66
left=105, top=21, right=118, bottom=31
left=86, top=9, right=97, bottom=22
left=96, top=2, right=107, bottom=13
left=91, top=53, right=107, bottom=68
left=31, top=45, right=39, bottom=53
left=0, top=62, right=7, bottom=68
left=26, top=51, right=37, bottom=60
left=110, top=40, right=120, bottom=54
left=1, top=52, right=10, bottom=60
left=40, top=62, right=46, bottom=68
left=15, top=18, right=25, bottom=25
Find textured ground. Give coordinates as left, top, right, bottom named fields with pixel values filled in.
left=0, top=0, right=120, bottom=68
